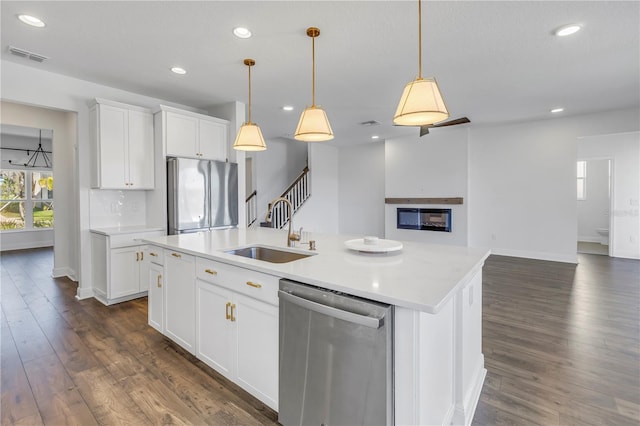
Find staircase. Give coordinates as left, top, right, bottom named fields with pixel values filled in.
left=246, top=190, right=258, bottom=227
left=246, top=166, right=310, bottom=229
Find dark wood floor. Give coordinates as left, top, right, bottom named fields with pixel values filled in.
left=474, top=254, right=639, bottom=426
left=1, top=248, right=638, bottom=425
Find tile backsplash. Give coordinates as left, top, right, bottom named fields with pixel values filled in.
left=89, top=189, right=147, bottom=228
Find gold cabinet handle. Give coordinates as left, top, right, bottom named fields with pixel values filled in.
left=136, top=252, right=140, bottom=261
left=171, top=252, right=182, bottom=258
left=149, top=252, right=158, bottom=257
left=205, top=268, right=217, bottom=275
left=230, top=304, right=236, bottom=322
left=157, top=275, right=162, bottom=288
left=140, top=252, right=144, bottom=261
left=246, top=281, right=262, bottom=289
left=225, top=302, right=231, bottom=320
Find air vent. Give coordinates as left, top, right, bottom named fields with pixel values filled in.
left=359, top=120, right=381, bottom=127
left=8, top=45, right=49, bottom=63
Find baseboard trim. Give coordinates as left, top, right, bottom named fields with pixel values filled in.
left=1, top=240, right=54, bottom=251
left=52, top=266, right=78, bottom=282
left=452, top=364, right=487, bottom=426
left=75, top=286, right=94, bottom=300
left=578, top=236, right=601, bottom=243
left=490, top=248, right=578, bottom=264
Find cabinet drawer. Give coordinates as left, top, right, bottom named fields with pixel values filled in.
left=196, top=258, right=279, bottom=305
left=145, top=247, right=164, bottom=265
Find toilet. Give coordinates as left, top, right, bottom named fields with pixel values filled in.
left=596, top=228, right=609, bottom=245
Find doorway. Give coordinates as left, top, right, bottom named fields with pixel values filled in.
left=577, top=158, right=611, bottom=256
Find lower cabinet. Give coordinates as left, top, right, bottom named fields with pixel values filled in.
left=234, top=292, right=278, bottom=409
left=111, top=245, right=147, bottom=298
left=149, top=246, right=279, bottom=410
left=148, top=261, right=164, bottom=333
left=164, top=250, right=196, bottom=354
left=90, top=229, right=164, bottom=305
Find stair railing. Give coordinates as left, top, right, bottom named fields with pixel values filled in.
left=270, top=166, right=310, bottom=229
left=246, top=190, right=258, bottom=227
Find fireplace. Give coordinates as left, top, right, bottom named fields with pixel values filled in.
left=397, top=208, right=452, bottom=232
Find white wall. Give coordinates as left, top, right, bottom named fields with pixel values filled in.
left=577, top=159, right=610, bottom=243
left=294, top=143, right=339, bottom=234
left=469, top=108, right=640, bottom=263
left=338, top=141, right=385, bottom=238
left=248, top=137, right=307, bottom=223
left=385, top=128, right=469, bottom=246
left=0, top=101, right=76, bottom=275
left=1, top=60, right=212, bottom=298
left=578, top=132, right=640, bottom=259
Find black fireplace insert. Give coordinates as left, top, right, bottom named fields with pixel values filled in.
left=397, top=208, right=452, bottom=232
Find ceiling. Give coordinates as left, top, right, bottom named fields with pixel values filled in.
left=1, top=1, right=638, bottom=147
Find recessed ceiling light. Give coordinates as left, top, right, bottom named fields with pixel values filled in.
left=550, top=107, right=564, bottom=113
left=371, top=135, right=380, bottom=140
left=554, top=24, right=581, bottom=37
left=171, top=67, right=187, bottom=75
left=282, top=106, right=294, bottom=111
left=233, top=27, right=252, bottom=39
left=18, top=14, right=45, bottom=28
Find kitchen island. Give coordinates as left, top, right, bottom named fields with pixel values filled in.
left=142, top=228, right=490, bottom=426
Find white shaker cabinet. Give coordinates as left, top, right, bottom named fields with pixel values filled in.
left=147, top=247, right=164, bottom=333
left=90, top=98, right=154, bottom=189
left=196, top=279, right=234, bottom=377
left=160, top=106, right=229, bottom=161
left=194, top=257, right=279, bottom=410
left=164, top=250, right=196, bottom=354
left=90, top=228, right=164, bottom=305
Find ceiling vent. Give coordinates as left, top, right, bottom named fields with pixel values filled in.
left=8, top=45, right=49, bottom=63
left=359, top=120, right=381, bottom=127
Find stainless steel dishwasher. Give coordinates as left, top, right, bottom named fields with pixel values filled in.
left=278, top=279, right=393, bottom=426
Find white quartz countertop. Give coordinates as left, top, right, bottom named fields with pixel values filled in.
left=142, top=228, right=490, bottom=314
left=90, top=225, right=165, bottom=236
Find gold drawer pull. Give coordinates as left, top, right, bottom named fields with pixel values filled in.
left=230, top=304, right=236, bottom=322
left=171, top=252, right=181, bottom=258
left=205, top=268, right=217, bottom=275
left=157, top=275, right=162, bottom=288
left=225, top=302, right=231, bottom=320
left=149, top=252, right=158, bottom=257
left=136, top=252, right=140, bottom=261
left=246, top=281, right=262, bottom=289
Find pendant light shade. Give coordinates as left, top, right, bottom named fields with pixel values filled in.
left=393, top=77, right=448, bottom=125
left=234, top=59, right=267, bottom=151
left=393, top=0, right=449, bottom=126
left=294, top=106, right=333, bottom=142
left=294, top=27, right=334, bottom=142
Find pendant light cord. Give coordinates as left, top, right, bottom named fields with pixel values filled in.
left=311, top=34, right=316, bottom=107
left=418, top=0, right=422, bottom=79
left=247, top=63, right=252, bottom=123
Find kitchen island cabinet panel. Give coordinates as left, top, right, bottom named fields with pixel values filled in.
left=235, top=292, right=278, bottom=409
left=196, top=280, right=234, bottom=378
left=164, top=250, right=196, bottom=354
left=148, top=261, right=164, bottom=333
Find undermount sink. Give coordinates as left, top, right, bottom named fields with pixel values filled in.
left=225, top=245, right=313, bottom=264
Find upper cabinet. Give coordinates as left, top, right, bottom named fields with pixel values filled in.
left=159, top=106, right=229, bottom=162
left=90, top=99, right=155, bottom=190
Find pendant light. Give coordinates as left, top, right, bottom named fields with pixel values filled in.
left=393, top=0, right=449, bottom=126
left=233, top=58, right=267, bottom=151
left=294, top=27, right=334, bottom=142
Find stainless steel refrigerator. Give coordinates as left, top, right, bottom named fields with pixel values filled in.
left=167, top=157, right=238, bottom=234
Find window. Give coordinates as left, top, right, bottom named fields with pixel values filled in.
left=577, top=160, right=586, bottom=200
left=0, top=169, right=53, bottom=231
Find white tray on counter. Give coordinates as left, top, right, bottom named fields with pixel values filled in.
left=344, top=238, right=403, bottom=253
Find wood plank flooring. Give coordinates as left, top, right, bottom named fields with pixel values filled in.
left=474, top=254, right=640, bottom=426
left=1, top=248, right=278, bottom=425
left=1, top=248, right=639, bottom=425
